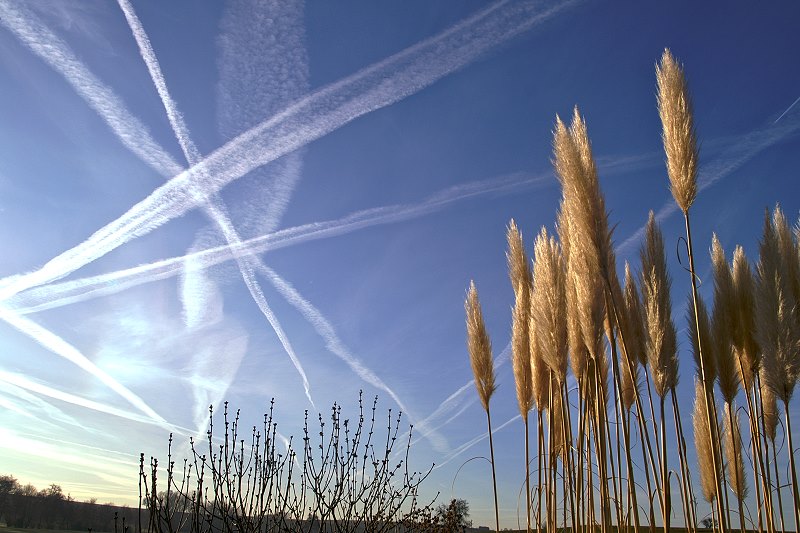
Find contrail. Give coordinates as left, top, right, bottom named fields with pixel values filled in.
left=257, top=263, right=449, bottom=452
left=616, top=112, right=800, bottom=255
left=0, top=0, right=577, bottom=302
left=404, top=343, right=511, bottom=451
left=0, top=307, right=167, bottom=424
left=10, top=171, right=552, bottom=314
left=11, top=144, right=654, bottom=315
left=117, top=0, right=315, bottom=408
left=433, top=414, right=520, bottom=470
left=774, top=95, right=800, bottom=124
left=0, top=0, right=183, bottom=178
left=0, top=369, right=170, bottom=427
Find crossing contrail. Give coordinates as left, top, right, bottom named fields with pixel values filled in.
left=9, top=171, right=550, bottom=314
left=117, top=0, right=315, bottom=408
left=257, top=263, right=449, bottom=452
left=433, top=413, right=520, bottom=469
left=0, top=306, right=167, bottom=425
left=0, top=0, right=576, bottom=302
left=0, top=0, right=183, bottom=178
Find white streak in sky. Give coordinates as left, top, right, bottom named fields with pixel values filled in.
left=117, top=0, right=315, bottom=408
left=0, top=307, right=166, bottom=424
left=433, top=414, right=520, bottom=470
left=10, top=171, right=552, bottom=314
left=774, top=95, right=800, bottom=124
left=0, top=0, right=576, bottom=301
left=0, top=0, right=183, bottom=178
left=406, top=343, right=511, bottom=448
left=257, top=264, right=448, bottom=452
left=0, top=369, right=167, bottom=427
left=616, top=111, right=800, bottom=255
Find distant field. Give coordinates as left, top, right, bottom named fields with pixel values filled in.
left=0, top=527, right=111, bottom=533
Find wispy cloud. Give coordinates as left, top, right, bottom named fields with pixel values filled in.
left=433, top=413, right=520, bottom=470
left=411, top=343, right=511, bottom=447
left=257, top=263, right=449, bottom=452
left=117, top=0, right=315, bottom=408
left=0, top=0, right=576, bottom=302
left=215, top=0, right=308, bottom=236
left=0, top=369, right=169, bottom=427
left=616, top=111, right=800, bottom=255
left=0, top=0, right=183, bottom=178
left=0, top=307, right=167, bottom=425
left=10, top=171, right=553, bottom=314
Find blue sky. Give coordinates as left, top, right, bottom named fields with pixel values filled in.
left=0, top=0, right=799, bottom=528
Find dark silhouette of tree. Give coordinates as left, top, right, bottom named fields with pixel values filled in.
left=434, top=499, right=471, bottom=532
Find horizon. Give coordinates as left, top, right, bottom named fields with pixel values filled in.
left=1, top=1, right=799, bottom=530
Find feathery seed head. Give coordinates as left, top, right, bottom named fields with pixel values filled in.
left=624, top=262, right=647, bottom=367
left=723, top=403, right=748, bottom=501
left=532, top=227, right=568, bottom=384
left=511, top=280, right=534, bottom=419
left=755, top=206, right=800, bottom=404
left=466, top=281, right=495, bottom=411
left=692, top=378, right=718, bottom=503
left=657, top=48, right=698, bottom=213
left=529, top=312, right=550, bottom=411
left=640, top=211, right=678, bottom=397
left=732, top=246, right=759, bottom=390
left=760, top=374, right=779, bottom=442
left=557, top=205, right=587, bottom=382
left=711, top=235, right=740, bottom=404
left=507, top=219, right=531, bottom=298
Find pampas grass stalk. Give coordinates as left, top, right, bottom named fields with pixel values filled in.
left=640, top=211, right=679, bottom=533
left=759, top=372, right=785, bottom=533
left=723, top=402, right=748, bottom=533
left=531, top=226, right=578, bottom=531
left=755, top=207, right=800, bottom=531
left=732, top=246, right=773, bottom=533
left=693, top=378, right=719, bottom=527
left=465, top=281, right=500, bottom=533
left=508, top=221, right=534, bottom=533
left=658, top=48, right=728, bottom=533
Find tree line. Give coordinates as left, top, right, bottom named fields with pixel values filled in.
left=0, top=474, right=136, bottom=531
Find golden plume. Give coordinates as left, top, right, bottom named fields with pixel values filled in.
left=760, top=373, right=779, bottom=443
left=732, top=245, right=759, bottom=391
left=552, top=113, right=605, bottom=363
left=557, top=204, right=587, bottom=382
left=466, top=281, right=496, bottom=411
left=532, top=227, right=568, bottom=384
left=512, top=280, right=534, bottom=418
left=621, top=262, right=644, bottom=410
left=640, top=211, right=678, bottom=397
left=723, top=403, right=748, bottom=501
left=711, top=234, right=740, bottom=404
left=755, top=207, right=800, bottom=404
left=692, top=378, right=718, bottom=503
left=656, top=48, right=698, bottom=214
left=507, top=222, right=534, bottom=419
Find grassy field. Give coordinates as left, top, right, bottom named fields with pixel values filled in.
left=0, top=527, right=111, bottom=533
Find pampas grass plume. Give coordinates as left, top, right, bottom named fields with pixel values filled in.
left=711, top=234, right=740, bottom=404
left=693, top=378, right=718, bottom=503
left=466, top=281, right=496, bottom=411
left=657, top=49, right=698, bottom=213
left=640, top=211, right=678, bottom=397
